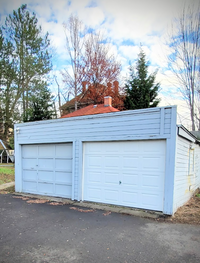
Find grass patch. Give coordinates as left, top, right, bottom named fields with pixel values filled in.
left=0, top=167, right=15, bottom=185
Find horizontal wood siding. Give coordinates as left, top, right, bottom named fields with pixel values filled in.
left=173, top=136, right=200, bottom=213
left=195, top=145, right=200, bottom=188
left=16, top=107, right=173, bottom=144
left=164, top=108, right=171, bottom=134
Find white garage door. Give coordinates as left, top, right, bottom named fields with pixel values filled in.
left=83, top=140, right=165, bottom=211
left=22, top=143, right=72, bottom=198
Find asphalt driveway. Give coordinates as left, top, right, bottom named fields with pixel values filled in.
left=0, top=194, right=200, bottom=263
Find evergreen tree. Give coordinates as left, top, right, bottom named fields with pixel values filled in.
left=24, top=84, right=56, bottom=122
left=124, top=49, right=160, bottom=110
left=0, top=4, right=52, bottom=139
left=0, top=28, right=18, bottom=140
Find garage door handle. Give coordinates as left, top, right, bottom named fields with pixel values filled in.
left=119, top=181, right=122, bottom=185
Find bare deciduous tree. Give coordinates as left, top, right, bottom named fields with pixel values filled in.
left=167, top=4, right=200, bottom=130
left=62, top=17, right=121, bottom=110
left=83, top=32, right=121, bottom=104
left=62, top=15, right=85, bottom=111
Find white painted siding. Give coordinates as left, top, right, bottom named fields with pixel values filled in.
left=15, top=106, right=177, bottom=214
left=195, top=144, right=200, bottom=188
left=173, top=135, right=200, bottom=213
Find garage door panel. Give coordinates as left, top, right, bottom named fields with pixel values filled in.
left=104, top=189, right=119, bottom=202
left=38, top=171, right=54, bottom=182
left=143, top=140, right=165, bottom=152
left=55, top=144, right=72, bottom=158
left=38, top=158, right=54, bottom=169
left=23, top=170, right=37, bottom=181
left=86, top=143, right=102, bottom=153
left=104, top=156, right=120, bottom=168
left=38, top=145, right=54, bottom=157
left=141, top=192, right=163, bottom=209
left=22, top=146, right=38, bottom=157
left=55, top=158, right=72, bottom=171
left=142, top=157, right=165, bottom=170
left=122, top=157, right=140, bottom=169
left=22, top=158, right=37, bottom=169
left=23, top=181, right=37, bottom=192
left=104, top=172, right=119, bottom=185
left=122, top=173, right=138, bottom=186
left=87, top=170, right=102, bottom=183
left=142, top=174, right=163, bottom=188
left=38, top=182, right=54, bottom=194
left=22, top=143, right=72, bottom=198
left=55, top=172, right=72, bottom=184
left=84, top=140, right=165, bottom=211
left=87, top=187, right=102, bottom=200
left=87, top=156, right=102, bottom=168
left=121, top=191, right=138, bottom=205
left=55, top=184, right=71, bottom=198
left=122, top=143, right=139, bottom=153
left=105, top=143, right=120, bottom=153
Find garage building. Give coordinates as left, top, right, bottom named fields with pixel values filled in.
left=15, top=106, right=200, bottom=215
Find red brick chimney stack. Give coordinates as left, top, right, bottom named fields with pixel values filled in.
left=104, top=96, right=112, bottom=107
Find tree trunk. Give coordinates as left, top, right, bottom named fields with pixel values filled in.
left=190, top=104, right=196, bottom=131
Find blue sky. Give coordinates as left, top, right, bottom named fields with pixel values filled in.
left=0, top=0, right=197, bottom=128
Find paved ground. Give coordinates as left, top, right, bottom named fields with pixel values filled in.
left=0, top=194, right=200, bottom=263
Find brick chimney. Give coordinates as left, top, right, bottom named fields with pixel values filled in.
left=104, top=96, right=112, bottom=107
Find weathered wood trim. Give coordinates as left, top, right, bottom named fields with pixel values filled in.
left=81, top=142, right=86, bottom=201
left=16, top=135, right=172, bottom=146
left=72, top=141, right=76, bottom=200
left=77, top=140, right=83, bottom=201
left=163, top=106, right=177, bottom=214
left=178, top=126, right=196, bottom=142
left=14, top=128, right=23, bottom=192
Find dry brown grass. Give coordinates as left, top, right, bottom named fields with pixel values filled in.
left=165, top=189, right=200, bottom=225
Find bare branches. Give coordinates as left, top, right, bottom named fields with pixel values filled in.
left=62, top=16, right=121, bottom=109
left=62, top=15, right=85, bottom=110
left=167, top=3, right=200, bottom=130
left=84, top=32, right=121, bottom=86
left=82, top=31, right=121, bottom=104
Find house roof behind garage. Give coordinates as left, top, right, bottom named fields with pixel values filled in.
left=61, top=103, right=119, bottom=118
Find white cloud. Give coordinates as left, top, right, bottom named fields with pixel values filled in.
left=96, top=0, right=189, bottom=40
left=118, top=46, right=140, bottom=62
left=78, top=7, right=105, bottom=27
